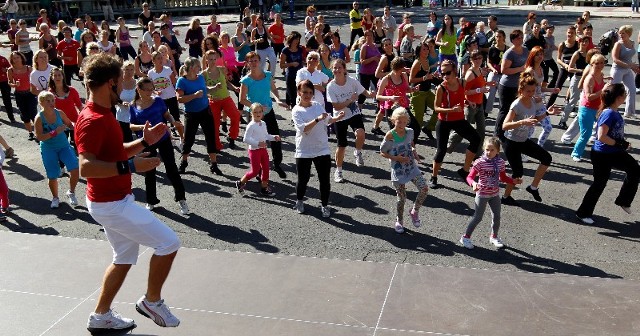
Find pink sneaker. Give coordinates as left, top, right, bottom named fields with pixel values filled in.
left=409, top=208, right=421, bottom=228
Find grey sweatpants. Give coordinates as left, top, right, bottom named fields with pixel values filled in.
left=465, top=194, right=501, bottom=237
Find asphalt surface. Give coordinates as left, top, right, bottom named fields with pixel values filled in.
left=1, top=6, right=639, bottom=281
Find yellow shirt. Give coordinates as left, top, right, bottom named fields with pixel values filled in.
left=349, top=9, right=362, bottom=30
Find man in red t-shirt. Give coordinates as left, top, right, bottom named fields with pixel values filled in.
left=76, top=53, right=181, bottom=333
left=56, top=27, right=81, bottom=85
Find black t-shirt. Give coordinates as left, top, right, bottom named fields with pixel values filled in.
left=524, top=34, right=546, bottom=51
left=281, top=47, right=303, bottom=78
left=488, top=45, right=506, bottom=69
left=138, top=11, right=154, bottom=28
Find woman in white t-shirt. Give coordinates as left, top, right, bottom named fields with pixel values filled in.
left=294, top=51, right=330, bottom=107
left=148, top=50, right=184, bottom=144
left=30, top=50, right=53, bottom=98
left=326, top=58, right=375, bottom=183
left=98, top=30, right=117, bottom=55
left=292, top=80, right=344, bottom=218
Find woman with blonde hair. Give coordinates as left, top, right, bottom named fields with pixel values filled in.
left=610, top=25, right=639, bottom=118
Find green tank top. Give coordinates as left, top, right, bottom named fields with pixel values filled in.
left=440, top=31, right=456, bottom=56
left=203, top=67, right=229, bottom=100
left=391, top=129, right=406, bottom=143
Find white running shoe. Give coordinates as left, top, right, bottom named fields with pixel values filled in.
left=354, top=150, right=364, bottom=167
left=50, top=197, right=60, bottom=209
left=87, top=309, right=136, bottom=333
left=489, top=236, right=505, bottom=248
left=66, top=190, right=78, bottom=207
left=135, top=295, right=180, bottom=328
left=460, top=236, right=474, bottom=249
left=145, top=203, right=155, bottom=211
left=178, top=200, right=190, bottom=215
left=394, top=221, right=405, bottom=234
left=334, top=170, right=345, bottom=183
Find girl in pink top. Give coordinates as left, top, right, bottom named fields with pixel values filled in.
left=460, top=137, right=520, bottom=250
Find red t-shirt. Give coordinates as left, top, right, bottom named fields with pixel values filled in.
left=0, top=56, right=10, bottom=82
left=206, top=23, right=220, bottom=36
left=438, top=81, right=465, bottom=121
left=75, top=101, right=132, bottom=202
left=56, top=39, right=81, bottom=65
left=54, top=87, right=82, bottom=123
left=268, top=23, right=285, bottom=44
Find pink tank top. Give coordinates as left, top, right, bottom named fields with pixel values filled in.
left=380, top=75, right=409, bottom=110
left=580, top=76, right=604, bottom=110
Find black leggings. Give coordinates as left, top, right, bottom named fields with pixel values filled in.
left=145, top=136, right=186, bottom=204
left=0, top=81, right=15, bottom=120
left=296, top=155, right=332, bottom=206
left=541, top=59, right=559, bottom=88
left=547, top=67, right=572, bottom=108
left=495, top=84, right=518, bottom=141
left=263, top=110, right=282, bottom=166
left=358, top=73, right=377, bottom=105
left=349, top=28, right=364, bottom=49
left=183, top=107, right=218, bottom=155
left=577, top=149, right=640, bottom=218
left=164, top=97, right=181, bottom=121
left=285, top=74, right=297, bottom=107
left=119, top=121, right=133, bottom=143
left=63, top=64, right=80, bottom=86
left=434, top=119, right=480, bottom=163
left=503, top=138, right=552, bottom=178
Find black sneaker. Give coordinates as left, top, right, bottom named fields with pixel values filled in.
left=235, top=180, right=245, bottom=195
left=28, top=132, right=35, bottom=141
left=501, top=195, right=520, bottom=206
left=220, top=122, right=228, bottom=134
left=260, top=187, right=276, bottom=197
left=457, top=168, right=469, bottom=182
left=178, top=160, right=188, bottom=174
left=427, top=176, right=439, bottom=189
left=558, top=121, right=568, bottom=130
left=526, top=185, right=542, bottom=202
left=209, top=162, right=223, bottom=175
left=371, top=127, right=385, bottom=136
left=274, top=165, right=287, bottom=179
left=228, top=138, right=236, bottom=150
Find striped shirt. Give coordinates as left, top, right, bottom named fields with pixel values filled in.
left=466, top=156, right=514, bottom=198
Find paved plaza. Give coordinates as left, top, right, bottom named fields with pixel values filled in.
left=0, top=4, right=639, bottom=335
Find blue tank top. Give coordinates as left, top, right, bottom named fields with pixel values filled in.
left=40, top=109, right=69, bottom=150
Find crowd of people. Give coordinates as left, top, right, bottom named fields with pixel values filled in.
left=0, top=3, right=639, bottom=333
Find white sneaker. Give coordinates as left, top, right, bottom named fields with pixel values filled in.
left=489, top=236, right=505, bottom=248
left=394, top=221, right=405, bottom=234
left=560, top=139, right=572, bottom=145
left=571, top=156, right=582, bottom=162
left=460, top=236, right=474, bottom=249
left=59, top=167, right=66, bottom=178
left=87, top=309, right=136, bottom=332
left=334, top=170, right=345, bottom=183
left=293, top=200, right=305, bottom=214
left=135, top=295, right=180, bottom=328
left=145, top=203, right=155, bottom=211
left=178, top=200, right=190, bottom=215
left=321, top=205, right=331, bottom=218
left=354, top=150, right=364, bottom=167
left=66, top=190, right=78, bottom=207
left=579, top=216, right=594, bottom=224
left=50, top=197, right=60, bottom=209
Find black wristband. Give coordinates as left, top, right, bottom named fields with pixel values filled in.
left=614, top=139, right=629, bottom=149
left=140, top=139, right=149, bottom=148
left=116, top=160, right=130, bottom=175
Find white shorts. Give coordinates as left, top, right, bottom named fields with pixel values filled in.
left=87, top=194, right=180, bottom=265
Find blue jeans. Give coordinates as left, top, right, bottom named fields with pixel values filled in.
left=572, top=106, right=596, bottom=159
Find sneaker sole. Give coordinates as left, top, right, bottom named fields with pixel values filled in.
left=87, top=324, right=136, bottom=334
left=135, top=304, right=180, bottom=328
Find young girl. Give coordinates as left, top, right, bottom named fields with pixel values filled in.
left=236, top=103, right=281, bottom=197
left=500, top=73, right=560, bottom=205
left=380, top=107, right=429, bottom=234
left=460, top=137, right=521, bottom=249
left=33, top=91, right=78, bottom=209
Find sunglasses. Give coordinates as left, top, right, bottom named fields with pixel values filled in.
left=442, top=70, right=453, bottom=76
left=308, top=57, right=318, bottom=61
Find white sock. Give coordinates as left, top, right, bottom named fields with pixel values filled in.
left=529, top=185, right=538, bottom=191
left=336, top=167, right=342, bottom=173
